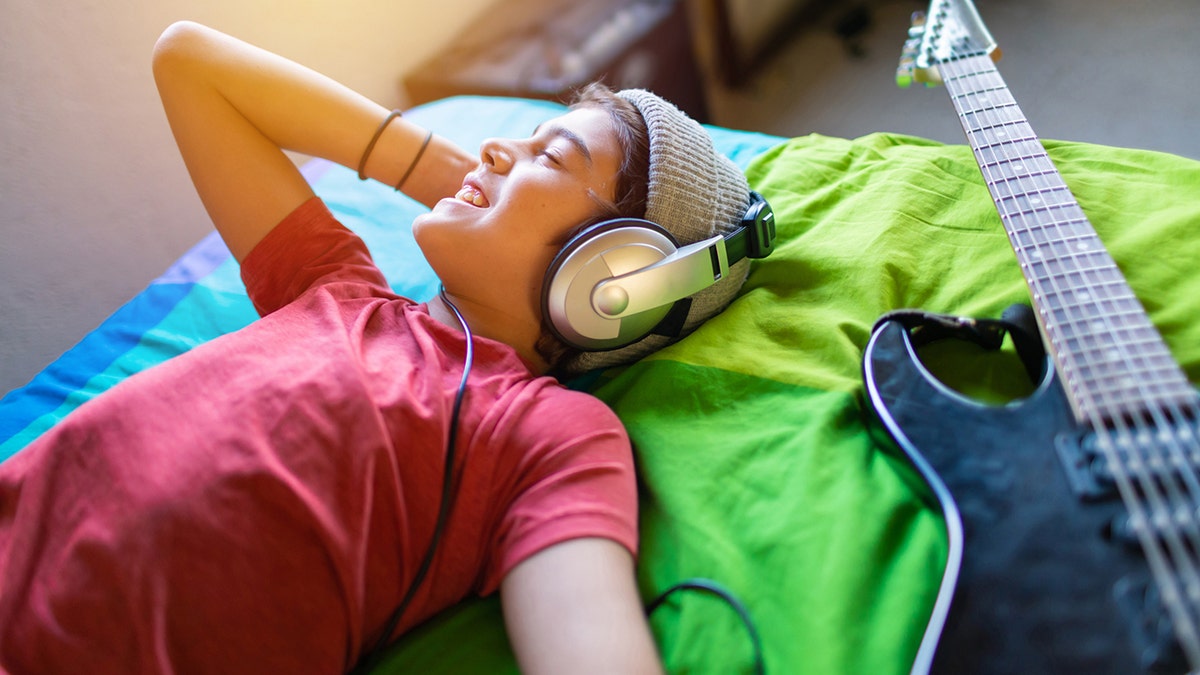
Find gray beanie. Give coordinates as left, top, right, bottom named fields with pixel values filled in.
left=559, top=89, right=751, bottom=376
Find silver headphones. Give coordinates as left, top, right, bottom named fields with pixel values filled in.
left=542, top=191, right=775, bottom=351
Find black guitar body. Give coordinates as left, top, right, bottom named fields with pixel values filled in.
left=863, top=317, right=1187, bottom=675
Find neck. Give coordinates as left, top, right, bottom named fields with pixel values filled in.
left=427, top=291, right=550, bottom=375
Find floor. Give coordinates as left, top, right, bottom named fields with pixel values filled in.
left=706, top=0, right=1200, bottom=162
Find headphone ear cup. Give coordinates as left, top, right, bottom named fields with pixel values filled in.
left=542, top=218, right=680, bottom=351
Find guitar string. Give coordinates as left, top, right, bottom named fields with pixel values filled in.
left=943, top=59, right=1200, bottom=664
left=931, top=3, right=1200, bottom=657
left=943, top=57, right=1200, bottom=527
left=940, top=52, right=1200, bottom=588
left=944, top=55, right=1200, bottom=660
left=942, top=54, right=1200, bottom=664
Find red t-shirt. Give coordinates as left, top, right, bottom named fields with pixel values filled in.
left=0, top=197, right=638, bottom=673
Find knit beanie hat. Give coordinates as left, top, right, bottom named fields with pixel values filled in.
left=559, top=89, right=752, bottom=376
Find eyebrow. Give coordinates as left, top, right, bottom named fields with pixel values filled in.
left=534, top=123, right=593, bottom=167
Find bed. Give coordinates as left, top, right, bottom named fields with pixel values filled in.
left=2, top=94, right=1199, bottom=674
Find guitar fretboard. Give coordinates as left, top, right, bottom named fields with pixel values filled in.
left=939, top=54, right=1198, bottom=425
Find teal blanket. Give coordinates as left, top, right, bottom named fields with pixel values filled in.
left=3, top=96, right=1200, bottom=674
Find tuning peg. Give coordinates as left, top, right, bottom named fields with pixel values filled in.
left=897, top=22, right=922, bottom=89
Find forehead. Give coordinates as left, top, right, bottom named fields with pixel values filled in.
left=535, top=107, right=622, bottom=170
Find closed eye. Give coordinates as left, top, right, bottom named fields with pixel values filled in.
left=531, top=123, right=593, bottom=168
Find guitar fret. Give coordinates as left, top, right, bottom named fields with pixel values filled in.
left=990, top=179, right=1073, bottom=201
left=964, top=114, right=1031, bottom=135
left=1045, top=298, right=1146, bottom=326
left=961, top=103, right=1024, bottom=130
left=1070, top=346, right=1169, bottom=373
left=1033, top=276, right=1138, bottom=318
left=997, top=196, right=1086, bottom=223
left=997, top=190, right=1077, bottom=209
left=1060, top=326, right=1154, bottom=353
left=979, top=161, right=1055, bottom=182
left=942, top=68, right=994, bottom=84
left=1065, top=363, right=1197, bottom=405
left=976, top=145, right=1052, bottom=172
left=1013, top=226, right=1099, bottom=259
left=1024, top=258, right=1118, bottom=288
left=1063, top=330, right=1173, bottom=360
left=1077, top=364, right=1192, bottom=395
left=952, top=85, right=1014, bottom=103
left=1060, top=287, right=1137, bottom=308
left=1072, top=375, right=1198, bottom=412
left=970, top=132, right=1041, bottom=153
left=950, top=82, right=1013, bottom=98
left=957, top=99, right=1020, bottom=121
left=985, top=166, right=1061, bottom=186
left=1040, top=290, right=1141, bottom=315
left=1011, top=218, right=1094, bottom=246
left=1050, top=318, right=1147, bottom=349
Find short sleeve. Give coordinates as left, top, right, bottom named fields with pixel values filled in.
left=483, top=391, right=639, bottom=592
left=240, top=196, right=391, bottom=316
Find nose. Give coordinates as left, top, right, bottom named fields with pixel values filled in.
left=480, top=137, right=515, bottom=174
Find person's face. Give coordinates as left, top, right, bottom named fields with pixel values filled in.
left=413, top=106, right=623, bottom=320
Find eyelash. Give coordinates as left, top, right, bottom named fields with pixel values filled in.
left=538, top=148, right=562, bottom=166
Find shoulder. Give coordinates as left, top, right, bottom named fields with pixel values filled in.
left=241, top=197, right=391, bottom=315
left=508, top=379, right=628, bottom=445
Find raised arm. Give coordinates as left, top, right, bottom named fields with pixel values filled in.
left=152, top=21, right=474, bottom=262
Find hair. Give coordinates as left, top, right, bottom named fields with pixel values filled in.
left=534, top=82, right=651, bottom=376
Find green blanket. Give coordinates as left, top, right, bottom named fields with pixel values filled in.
left=379, top=132, right=1200, bottom=674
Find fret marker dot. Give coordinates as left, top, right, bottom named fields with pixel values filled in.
left=1077, top=242, right=1090, bottom=251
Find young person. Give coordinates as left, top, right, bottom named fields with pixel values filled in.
left=0, top=20, right=756, bottom=674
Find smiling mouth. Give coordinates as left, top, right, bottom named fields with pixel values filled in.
left=455, top=184, right=490, bottom=208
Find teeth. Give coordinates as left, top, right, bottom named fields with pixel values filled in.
left=456, top=185, right=488, bottom=207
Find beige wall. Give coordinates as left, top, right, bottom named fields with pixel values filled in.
left=0, top=0, right=496, bottom=393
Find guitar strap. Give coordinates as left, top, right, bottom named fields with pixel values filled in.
left=871, top=303, right=1046, bottom=384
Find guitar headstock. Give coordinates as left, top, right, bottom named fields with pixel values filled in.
left=897, top=0, right=999, bottom=88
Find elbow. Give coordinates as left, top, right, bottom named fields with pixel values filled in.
left=151, top=20, right=210, bottom=82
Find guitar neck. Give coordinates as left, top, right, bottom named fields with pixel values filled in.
left=938, top=54, right=1197, bottom=425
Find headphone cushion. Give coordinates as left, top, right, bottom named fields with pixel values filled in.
left=541, top=218, right=680, bottom=351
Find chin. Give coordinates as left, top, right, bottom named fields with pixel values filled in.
left=411, top=210, right=431, bottom=232
left=411, top=212, right=444, bottom=249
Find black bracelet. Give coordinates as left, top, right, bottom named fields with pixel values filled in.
left=357, top=109, right=403, bottom=181
left=395, top=129, right=433, bottom=192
